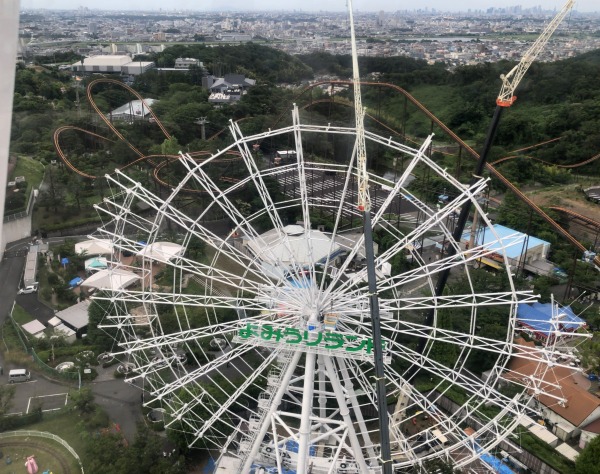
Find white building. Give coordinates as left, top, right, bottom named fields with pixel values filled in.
left=71, top=55, right=154, bottom=76
left=174, top=57, right=201, bottom=69
left=108, top=98, right=157, bottom=123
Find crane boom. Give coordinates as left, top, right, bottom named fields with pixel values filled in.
left=497, top=0, right=575, bottom=107
left=347, top=1, right=370, bottom=212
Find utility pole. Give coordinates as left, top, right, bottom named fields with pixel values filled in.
left=195, top=117, right=209, bottom=140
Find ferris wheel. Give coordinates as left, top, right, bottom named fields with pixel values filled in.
left=89, top=101, right=588, bottom=474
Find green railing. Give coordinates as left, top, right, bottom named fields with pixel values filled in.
left=30, top=348, right=80, bottom=381
left=9, top=308, right=30, bottom=353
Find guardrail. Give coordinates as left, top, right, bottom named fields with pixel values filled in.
left=0, top=429, right=84, bottom=473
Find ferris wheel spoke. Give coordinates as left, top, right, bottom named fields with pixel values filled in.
left=374, top=236, right=526, bottom=296
left=374, top=177, right=490, bottom=269
left=385, top=340, right=518, bottom=411
left=94, top=289, right=279, bottom=313
left=379, top=290, right=533, bottom=312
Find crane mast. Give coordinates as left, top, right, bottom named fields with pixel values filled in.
left=347, top=2, right=392, bottom=473
left=497, top=0, right=575, bottom=107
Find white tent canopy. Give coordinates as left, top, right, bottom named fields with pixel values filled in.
left=75, top=239, right=113, bottom=256
left=85, top=256, right=109, bottom=271
left=81, top=268, right=140, bottom=291
left=136, top=241, right=184, bottom=263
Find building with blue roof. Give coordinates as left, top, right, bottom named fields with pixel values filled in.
left=461, top=224, right=551, bottom=274
left=517, top=302, right=586, bottom=341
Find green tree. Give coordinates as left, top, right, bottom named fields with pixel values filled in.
left=71, top=387, right=96, bottom=415
left=0, top=385, right=15, bottom=416
left=576, top=434, right=600, bottom=474
left=87, top=295, right=118, bottom=351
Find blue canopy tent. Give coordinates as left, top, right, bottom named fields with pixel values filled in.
left=68, top=277, right=83, bottom=289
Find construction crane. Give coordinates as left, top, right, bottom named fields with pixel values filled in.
left=347, top=1, right=392, bottom=473
left=497, top=0, right=575, bottom=107
left=413, top=0, right=576, bottom=371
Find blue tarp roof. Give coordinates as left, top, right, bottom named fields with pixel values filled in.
left=461, top=224, right=550, bottom=259
left=480, top=452, right=515, bottom=474
left=68, top=277, right=83, bottom=287
left=517, top=302, right=584, bottom=335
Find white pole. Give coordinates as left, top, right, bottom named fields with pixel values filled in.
left=324, top=356, right=370, bottom=472
left=296, top=351, right=316, bottom=474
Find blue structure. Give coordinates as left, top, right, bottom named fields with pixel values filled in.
left=517, top=302, right=585, bottom=339
left=461, top=224, right=550, bottom=260
left=68, top=276, right=83, bottom=288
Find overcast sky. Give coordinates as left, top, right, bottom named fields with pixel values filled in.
left=20, top=0, right=599, bottom=13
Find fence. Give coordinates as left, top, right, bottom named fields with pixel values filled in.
left=3, top=187, right=37, bottom=223
left=0, top=429, right=84, bottom=473
left=8, top=312, right=81, bottom=383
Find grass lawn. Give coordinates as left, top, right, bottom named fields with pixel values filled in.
left=10, top=304, right=34, bottom=326
left=24, top=411, right=86, bottom=457
left=0, top=435, right=81, bottom=474
left=10, top=155, right=45, bottom=209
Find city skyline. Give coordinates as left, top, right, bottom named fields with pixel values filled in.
left=20, top=0, right=599, bottom=13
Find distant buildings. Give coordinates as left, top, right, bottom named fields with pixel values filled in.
left=174, top=57, right=201, bottom=69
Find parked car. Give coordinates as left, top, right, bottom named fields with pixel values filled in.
left=17, top=284, right=38, bottom=294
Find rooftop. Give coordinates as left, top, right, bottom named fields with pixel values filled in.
left=461, top=224, right=550, bottom=259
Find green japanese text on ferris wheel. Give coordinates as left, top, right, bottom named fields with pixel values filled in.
left=239, top=323, right=386, bottom=354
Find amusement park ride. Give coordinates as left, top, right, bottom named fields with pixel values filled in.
left=65, top=0, right=595, bottom=472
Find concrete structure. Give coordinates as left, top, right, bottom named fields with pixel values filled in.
left=174, top=57, right=201, bottom=69
left=23, top=245, right=38, bottom=287
left=462, top=224, right=551, bottom=274
left=580, top=418, right=600, bottom=449
left=0, top=3, right=19, bottom=253
left=53, top=323, right=76, bottom=343
left=22, top=319, right=46, bottom=338
left=205, top=73, right=256, bottom=104
left=55, top=299, right=91, bottom=337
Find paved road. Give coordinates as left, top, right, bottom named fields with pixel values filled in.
left=0, top=236, right=143, bottom=442
left=91, top=377, right=143, bottom=442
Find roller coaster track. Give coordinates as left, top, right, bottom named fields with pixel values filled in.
left=491, top=151, right=600, bottom=168
left=507, top=137, right=562, bottom=154
left=53, top=78, right=243, bottom=193
left=54, top=77, right=598, bottom=264
left=550, top=206, right=600, bottom=230
left=291, top=80, right=598, bottom=265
